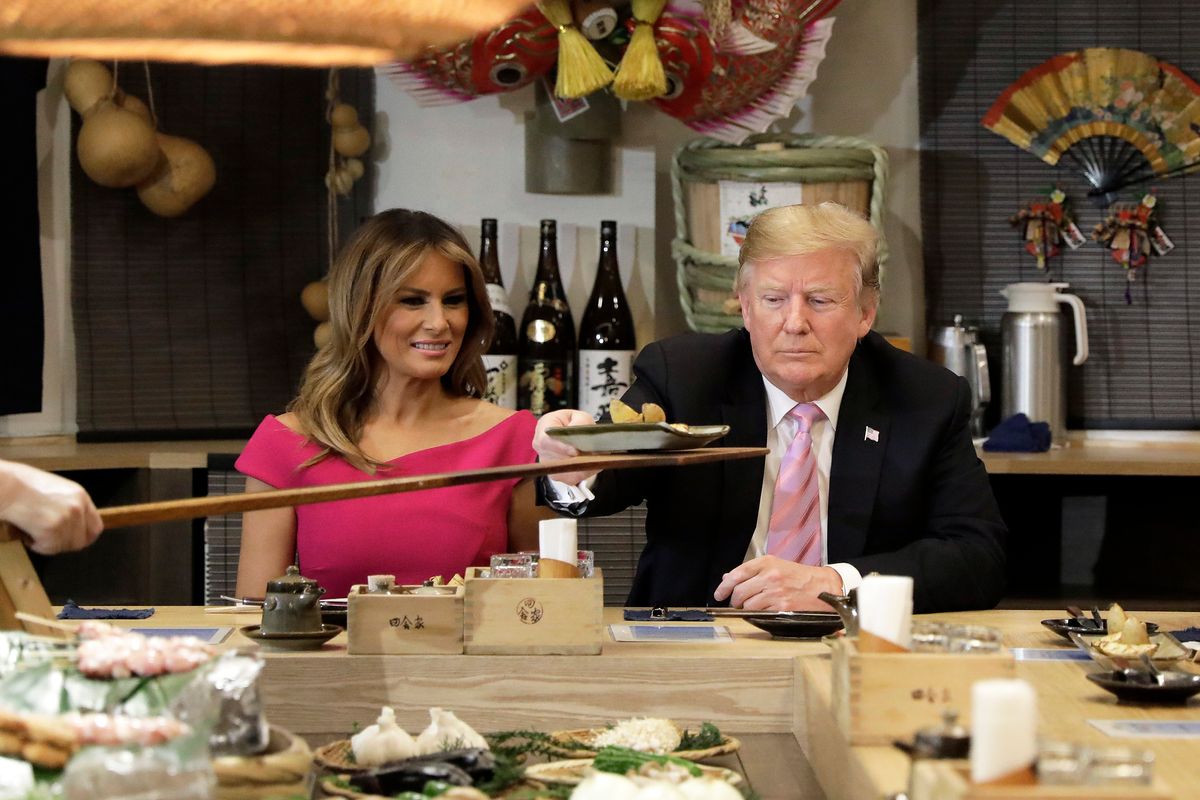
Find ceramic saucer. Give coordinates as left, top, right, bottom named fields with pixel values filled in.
left=240, top=624, right=342, bottom=651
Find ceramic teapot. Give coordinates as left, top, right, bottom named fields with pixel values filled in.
left=260, top=565, right=325, bottom=635
left=817, top=590, right=859, bottom=637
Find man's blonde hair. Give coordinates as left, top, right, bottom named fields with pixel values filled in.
left=735, top=202, right=880, bottom=304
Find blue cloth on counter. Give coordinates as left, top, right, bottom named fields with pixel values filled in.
left=982, top=413, right=1052, bottom=453
left=1169, top=627, right=1200, bottom=643
left=624, top=609, right=713, bottom=622
left=57, top=600, right=154, bottom=620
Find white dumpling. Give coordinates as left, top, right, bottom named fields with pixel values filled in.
left=570, top=773, right=640, bottom=800
left=678, top=778, right=743, bottom=800
left=350, top=706, right=418, bottom=766
left=414, top=708, right=489, bottom=754
left=632, top=783, right=687, bottom=800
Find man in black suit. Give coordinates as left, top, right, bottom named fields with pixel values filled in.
left=535, top=203, right=1006, bottom=613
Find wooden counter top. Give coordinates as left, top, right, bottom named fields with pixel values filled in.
left=979, top=430, right=1200, bottom=476
left=0, top=436, right=245, bottom=471
left=117, top=607, right=1200, bottom=799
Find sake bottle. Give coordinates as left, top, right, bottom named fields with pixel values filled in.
left=518, top=220, right=576, bottom=414
left=578, top=221, right=636, bottom=421
left=478, top=219, right=518, bottom=408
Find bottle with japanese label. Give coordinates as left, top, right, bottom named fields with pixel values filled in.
left=518, top=219, right=576, bottom=414
left=478, top=219, right=518, bottom=408
left=577, top=221, right=636, bottom=421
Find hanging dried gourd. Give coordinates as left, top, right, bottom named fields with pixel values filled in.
left=64, top=59, right=215, bottom=216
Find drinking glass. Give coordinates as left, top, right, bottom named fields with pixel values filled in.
left=577, top=550, right=595, bottom=578
left=489, top=553, right=535, bottom=578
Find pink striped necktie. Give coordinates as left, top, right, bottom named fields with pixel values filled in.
left=765, top=402, right=825, bottom=565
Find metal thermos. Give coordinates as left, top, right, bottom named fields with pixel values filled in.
left=999, top=283, right=1089, bottom=444
left=928, top=315, right=991, bottom=437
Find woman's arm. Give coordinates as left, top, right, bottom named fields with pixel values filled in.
left=234, top=476, right=298, bottom=598
left=506, top=478, right=557, bottom=552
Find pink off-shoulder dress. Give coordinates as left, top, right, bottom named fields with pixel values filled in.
left=235, top=412, right=538, bottom=598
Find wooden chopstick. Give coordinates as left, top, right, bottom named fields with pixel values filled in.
left=98, top=448, right=767, bottom=531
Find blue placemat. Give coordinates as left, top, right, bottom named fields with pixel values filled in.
left=608, top=625, right=732, bottom=643
left=131, top=627, right=232, bottom=645
left=1013, top=647, right=1091, bottom=662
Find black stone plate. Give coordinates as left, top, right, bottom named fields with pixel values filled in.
left=1086, top=670, right=1200, bottom=705
left=742, top=612, right=844, bottom=639
left=1041, top=618, right=1158, bottom=641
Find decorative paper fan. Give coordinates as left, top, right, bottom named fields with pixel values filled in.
left=982, top=48, right=1200, bottom=203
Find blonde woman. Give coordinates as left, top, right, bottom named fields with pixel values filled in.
left=235, top=210, right=547, bottom=599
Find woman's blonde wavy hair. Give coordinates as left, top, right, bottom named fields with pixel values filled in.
left=289, top=209, right=494, bottom=472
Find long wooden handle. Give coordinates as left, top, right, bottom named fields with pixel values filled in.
left=98, top=447, right=768, bottom=530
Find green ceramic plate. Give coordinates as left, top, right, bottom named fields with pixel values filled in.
left=545, top=422, right=730, bottom=453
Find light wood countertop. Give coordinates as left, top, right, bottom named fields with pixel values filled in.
left=979, top=430, right=1200, bottom=476
left=114, top=607, right=1200, bottom=799
left=0, top=436, right=245, bottom=471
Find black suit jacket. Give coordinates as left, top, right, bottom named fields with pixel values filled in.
left=584, top=329, right=1007, bottom=613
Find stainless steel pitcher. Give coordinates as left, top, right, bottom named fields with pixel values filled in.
left=999, top=283, right=1089, bottom=444
left=929, top=315, right=991, bottom=437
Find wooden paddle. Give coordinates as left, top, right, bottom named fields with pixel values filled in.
left=97, top=448, right=768, bottom=529
left=0, top=447, right=768, bottom=636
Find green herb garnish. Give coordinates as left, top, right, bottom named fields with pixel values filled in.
left=593, top=745, right=702, bottom=778
left=678, top=721, right=723, bottom=751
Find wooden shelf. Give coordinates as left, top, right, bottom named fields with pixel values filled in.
left=0, top=436, right=246, bottom=471
left=980, top=433, right=1200, bottom=477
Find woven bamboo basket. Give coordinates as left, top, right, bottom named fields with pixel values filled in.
left=212, top=725, right=312, bottom=800
left=543, top=728, right=741, bottom=761
left=671, top=133, right=889, bottom=333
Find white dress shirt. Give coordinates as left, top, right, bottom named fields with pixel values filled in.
left=546, top=371, right=864, bottom=594
left=746, top=371, right=863, bottom=593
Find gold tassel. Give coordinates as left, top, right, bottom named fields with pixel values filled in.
left=612, top=0, right=668, bottom=101
left=538, top=0, right=612, bottom=99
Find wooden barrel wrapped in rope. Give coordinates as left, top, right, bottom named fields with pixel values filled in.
left=671, top=134, right=889, bottom=333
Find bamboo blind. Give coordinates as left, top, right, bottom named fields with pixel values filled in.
left=71, top=64, right=373, bottom=439
left=918, top=0, right=1200, bottom=429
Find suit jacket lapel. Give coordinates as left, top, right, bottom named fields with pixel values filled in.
left=716, top=332, right=767, bottom=570
left=827, top=339, right=889, bottom=562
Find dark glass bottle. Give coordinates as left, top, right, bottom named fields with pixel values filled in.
left=578, top=220, right=636, bottom=420
left=518, top=220, right=576, bottom=415
left=478, top=219, right=518, bottom=409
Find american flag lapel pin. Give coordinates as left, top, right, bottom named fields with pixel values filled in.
left=864, top=426, right=880, bottom=443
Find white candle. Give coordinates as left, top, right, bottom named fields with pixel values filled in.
left=857, top=574, right=913, bottom=648
left=970, top=679, right=1038, bottom=783
left=539, top=518, right=578, bottom=564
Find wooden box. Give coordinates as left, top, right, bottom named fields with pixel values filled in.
left=909, top=761, right=1172, bottom=800
left=346, top=584, right=464, bottom=655
left=830, top=636, right=1016, bottom=745
left=463, top=567, right=603, bottom=655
